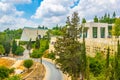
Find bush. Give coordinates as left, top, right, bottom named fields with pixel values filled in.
left=19, top=41, right=27, bottom=45
left=0, top=66, right=10, bottom=79
left=15, top=46, right=25, bottom=55
left=30, top=49, right=43, bottom=58
left=23, top=59, right=33, bottom=71
left=9, top=68, right=15, bottom=74
left=6, top=75, right=21, bottom=80
left=45, top=52, right=55, bottom=60
left=0, top=45, right=5, bottom=55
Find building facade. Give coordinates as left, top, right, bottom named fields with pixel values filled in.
left=80, top=22, right=113, bottom=39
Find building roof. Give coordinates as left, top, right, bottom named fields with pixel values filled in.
left=20, top=27, right=48, bottom=41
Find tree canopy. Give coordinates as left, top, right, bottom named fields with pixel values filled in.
left=112, top=18, right=120, bottom=37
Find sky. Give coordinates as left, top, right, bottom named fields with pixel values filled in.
left=0, top=0, right=120, bottom=31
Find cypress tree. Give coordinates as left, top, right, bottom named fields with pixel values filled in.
left=27, top=38, right=32, bottom=54
left=35, top=37, right=40, bottom=49
left=114, top=40, right=120, bottom=80
left=94, top=16, right=98, bottom=22
left=105, top=47, right=110, bottom=80
left=12, top=39, right=17, bottom=56
left=82, top=18, right=86, bottom=23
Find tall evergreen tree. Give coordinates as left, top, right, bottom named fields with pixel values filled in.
left=114, top=40, right=120, bottom=80
left=3, top=41, right=11, bottom=56
left=12, top=40, right=17, bottom=56
left=80, top=24, right=88, bottom=80
left=105, top=47, right=110, bottom=80
left=55, top=12, right=88, bottom=80
left=26, top=38, right=32, bottom=54
left=35, top=37, right=40, bottom=49
left=82, top=18, right=86, bottom=23
left=113, top=11, right=116, bottom=18
left=94, top=16, right=98, bottom=22
left=55, top=12, right=82, bottom=80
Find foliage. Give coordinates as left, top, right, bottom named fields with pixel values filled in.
left=30, top=49, right=43, bottom=58
left=49, top=29, right=63, bottom=36
left=9, top=68, right=15, bottom=74
left=45, top=51, right=55, bottom=60
left=105, top=47, right=110, bottom=80
left=49, top=25, right=63, bottom=36
left=55, top=12, right=84, bottom=80
left=6, top=75, right=21, bottom=80
left=38, top=25, right=48, bottom=29
left=39, top=39, right=49, bottom=53
left=99, top=12, right=116, bottom=23
left=0, top=45, right=5, bottom=55
left=35, top=37, right=40, bottom=49
left=112, top=18, right=120, bottom=37
left=0, top=66, right=10, bottom=79
left=82, top=18, right=86, bottom=23
left=23, top=59, right=33, bottom=71
left=3, top=41, right=11, bottom=56
left=0, top=32, right=6, bottom=44
left=12, top=40, right=17, bottom=55
left=114, top=40, right=120, bottom=80
left=27, top=39, right=32, bottom=54
left=94, top=16, right=98, bottom=22
left=15, top=46, right=25, bottom=55
left=89, top=57, right=103, bottom=76
left=19, top=41, right=27, bottom=45
left=4, top=28, right=22, bottom=39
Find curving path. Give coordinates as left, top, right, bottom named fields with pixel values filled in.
left=43, top=60, right=63, bottom=80
left=17, top=49, right=63, bottom=80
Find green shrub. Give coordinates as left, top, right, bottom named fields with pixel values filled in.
left=30, top=49, right=43, bottom=58
left=0, top=66, right=10, bottom=79
left=0, top=45, right=5, bottom=55
left=9, top=68, right=15, bottom=74
left=6, top=75, right=21, bottom=80
left=23, top=59, right=33, bottom=71
left=15, top=46, right=25, bottom=55
left=45, top=52, right=55, bottom=60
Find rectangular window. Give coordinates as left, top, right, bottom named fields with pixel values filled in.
left=92, top=27, right=97, bottom=38
left=100, top=27, right=105, bottom=38
left=108, top=26, right=112, bottom=37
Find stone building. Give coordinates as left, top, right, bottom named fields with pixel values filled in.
left=49, top=22, right=120, bottom=56
left=80, top=22, right=113, bottom=39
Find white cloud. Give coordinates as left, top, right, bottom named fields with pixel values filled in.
left=31, top=0, right=75, bottom=28
left=32, top=0, right=120, bottom=28
left=1, top=0, right=31, bottom=4
left=0, top=1, right=37, bottom=31
left=0, top=0, right=120, bottom=31
left=71, top=0, right=120, bottom=19
left=32, top=0, right=73, bottom=19
left=0, top=15, right=38, bottom=31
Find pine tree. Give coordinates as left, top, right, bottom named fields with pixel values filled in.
left=55, top=12, right=82, bottom=80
